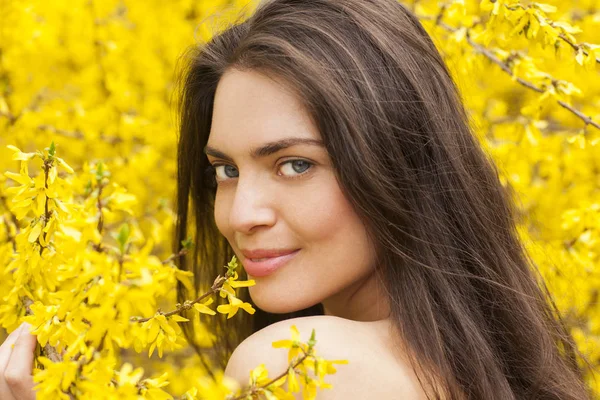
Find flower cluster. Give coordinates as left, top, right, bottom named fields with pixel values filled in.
left=1, top=144, right=347, bottom=399
left=225, top=325, right=348, bottom=400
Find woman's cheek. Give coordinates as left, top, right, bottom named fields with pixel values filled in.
left=213, top=190, right=231, bottom=238
left=304, top=183, right=376, bottom=267
left=294, top=181, right=352, bottom=240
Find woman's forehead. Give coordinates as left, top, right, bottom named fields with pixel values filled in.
left=208, top=69, right=321, bottom=148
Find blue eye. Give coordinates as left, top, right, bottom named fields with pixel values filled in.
left=278, top=160, right=312, bottom=176
left=213, top=164, right=239, bottom=182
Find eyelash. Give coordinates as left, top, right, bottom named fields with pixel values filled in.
left=207, top=159, right=314, bottom=185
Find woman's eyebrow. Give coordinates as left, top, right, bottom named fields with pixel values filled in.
left=204, top=137, right=324, bottom=161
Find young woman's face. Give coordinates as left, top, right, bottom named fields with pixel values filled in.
left=206, top=68, right=382, bottom=317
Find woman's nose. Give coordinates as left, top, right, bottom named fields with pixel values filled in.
left=227, top=176, right=276, bottom=234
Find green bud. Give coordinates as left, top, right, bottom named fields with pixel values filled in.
left=48, top=141, right=56, bottom=158
left=96, top=162, right=104, bottom=182
left=307, top=328, right=317, bottom=348
left=181, top=236, right=193, bottom=250
left=117, top=223, right=130, bottom=254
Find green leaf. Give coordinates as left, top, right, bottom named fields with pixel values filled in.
left=117, top=223, right=130, bottom=253
left=181, top=236, right=193, bottom=250
left=83, top=180, right=93, bottom=196
left=308, top=328, right=317, bottom=348
left=96, top=162, right=105, bottom=182
left=48, top=141, right=56, bottom=158
left=226, top=255, right=239, bottom=275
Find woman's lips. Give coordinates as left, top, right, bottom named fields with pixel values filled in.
left=241, top=249, right=300, bottom=277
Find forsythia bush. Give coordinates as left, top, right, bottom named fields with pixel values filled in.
left=0, top=0, right=598, bottom=398
left=2, top=140, right=347, bottom=399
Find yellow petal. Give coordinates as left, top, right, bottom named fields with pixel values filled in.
left=28, top=223, right=42, bottom=243
left=194, top=303, right=216, bottom=315
left=7, top=145, right=36, bottom=160
left=229, top=279, right=256, bottom=288
left=170, top=315, right=189, bottom=322
left=5, top=171, right=31, bottom=185
left=250, top=364, right=268, bottom=383
left=36, top=193, right=46, bottom=215
left=56, top=157, right=74, bottom=173
left=239, top=302, right=255, bottom=315
left=290, top=325, right=300, bottom=341
left=288, top=368, right=299, bottom=392
left=272, top=339, right=293, bottom=348
left=216, top=304, right=238, bottom=319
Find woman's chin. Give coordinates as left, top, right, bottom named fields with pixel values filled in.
left=248, top=287, right=307, bottom=314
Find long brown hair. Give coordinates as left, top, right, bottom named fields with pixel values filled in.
left=173, top=0, right=593, bottom=398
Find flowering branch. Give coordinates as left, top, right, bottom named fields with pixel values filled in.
left=220, top=326, right=347, bottom=400
left=131, top=274, right=228, bottom=323
left=0, top=193, right=19, bottom=250
left=419, top=14, right=600, bottom=131
left=229, top=348, right=312, bottom=400
left=502, top=3, right=600, bottom=65
left=161, top=247, right=189, bottom=265
left=463, top=30, right=599, bottom=130
left=556, top=32, right=600, bottom=64
left=21, top=297, right=76, bottom=400
left=96, top=171, right=106, bottom=248
left=37, top=155, right=53, bottom=255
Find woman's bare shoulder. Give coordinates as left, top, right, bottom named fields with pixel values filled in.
left=225, top=315, right=434, bottom=399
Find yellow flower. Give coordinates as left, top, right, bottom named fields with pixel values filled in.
left=139, top=372, right=171, bottom=399
left=115, top=363, right=144, bottom=387
left=219, top=270, right=255, bottom=299
left=219, top=281, right=236, bottom=299
left=228, top=277, right=255, bottom=289
left=7, top=145, right=37, bottom=161
left=272, top=325, right=305, bottom=363
left=193, top=370, right=240, bottom=400
left=302, top=379, right=318, bottom=400
left=141, top=314, right=186, bottom=358
left=216, top=295, right=255, bottom=319
left=312, top=356, right=349, bottom=383
left=33, top=356, right=79, bottom=397
left=272, top=325, right=301, bottom=349
left=4, top=162, right=33, bottom=186
left=193, top=297, right=216, bottom=315
left=245, top=364, right=293, bottom=400
left=287, top=367, right=299, bottom=392
left=54, top=156, right=74, bottom=174
left=249, top=363, right=270, bottom=386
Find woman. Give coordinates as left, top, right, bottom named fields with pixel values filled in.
left=0, top=0, right=593, bottom=398
left=176, top=0, right=592, bottom=398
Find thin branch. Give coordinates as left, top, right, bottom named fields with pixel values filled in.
left=557, top=33, right=600, bottom=64
left=130, top=275, right=227, bottom=323
left=418, top=15, right=599, bottom=131
left=161, top=248, right=188, bottom=265
left=21, top=297, right=76, bottom=400
left=0, top=193, right=19, bottom=250
left=35, top=157, right=53, bottom=255
left=96, top=177, right=105, bottom=236
left=504, top=3, right=600, bottom=64
left=463, top=32, right=599, bottom=130
left=228, top=347, right=313, bottom=400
